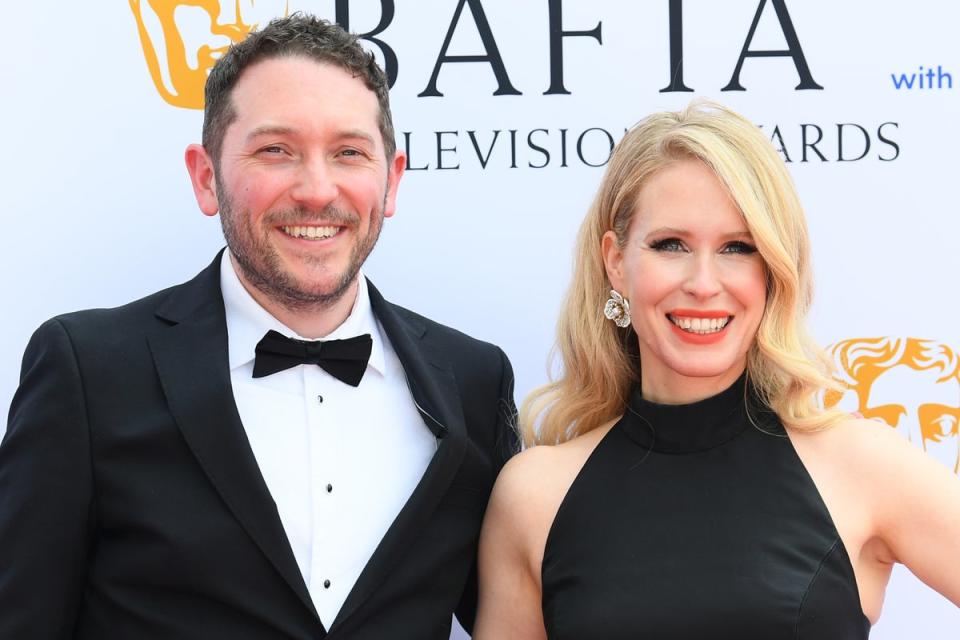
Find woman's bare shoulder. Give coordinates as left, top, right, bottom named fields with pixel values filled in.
left=788, top=415, right=958, bottom=520
left=486, top=420, right=619, bottom=543
left=789, top=416, right=919, bottom=468
left=496, top=421, right=617, bottom=497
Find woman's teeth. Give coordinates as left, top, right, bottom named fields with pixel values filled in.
left=669, top=315, right=731, bottom=334
left=282, top=225, right=339, bottom=240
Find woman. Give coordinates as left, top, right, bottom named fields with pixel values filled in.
left=473, top=102, right=960, bottom=639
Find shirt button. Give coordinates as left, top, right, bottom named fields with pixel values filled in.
left=323, top=579, right=331, bottom=589
left=326, top=484, right=333, bottom=493
left=317, top=395, right=324, bottom=404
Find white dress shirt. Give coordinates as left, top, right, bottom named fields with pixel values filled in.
left=220, top=252, right=437, bottom=628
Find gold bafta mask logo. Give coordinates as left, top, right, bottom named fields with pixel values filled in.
left=825, top=337, right=960, bottom=474
left=129, top=0, right=270, bottom=109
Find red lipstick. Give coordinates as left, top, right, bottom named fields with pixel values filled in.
left=669, top=309, right=731, bottom=319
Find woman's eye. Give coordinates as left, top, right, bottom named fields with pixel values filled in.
left=648, top=238, right=685, bottom=252
left=722, top=241, right=757, bottom=255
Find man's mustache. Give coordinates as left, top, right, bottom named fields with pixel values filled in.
left=263, top=206, right=359, bottom=226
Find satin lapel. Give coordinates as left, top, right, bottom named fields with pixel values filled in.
left=330, top=282, right=468, bottom=632
left=147, top=255, right=318, bottom=620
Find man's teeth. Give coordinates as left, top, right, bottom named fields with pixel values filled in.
left=282, top=225, right=339, bottom=240
left=669, top=315, right=731, bottom=334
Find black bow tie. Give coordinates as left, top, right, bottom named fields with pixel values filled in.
left=253, top=330, right=373, bottom=386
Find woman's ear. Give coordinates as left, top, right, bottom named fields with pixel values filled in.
left=601, top=230, right=626, bottom=292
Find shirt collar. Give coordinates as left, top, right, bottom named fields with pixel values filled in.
left=220, top=251, right=386, bottom=376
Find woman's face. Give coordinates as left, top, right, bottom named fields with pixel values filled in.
left=602, top=158, right=767, bottom=401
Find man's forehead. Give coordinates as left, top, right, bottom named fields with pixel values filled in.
left=225, top=57, right=382, bottom=138
left=232, top=55, right=376, bottom=101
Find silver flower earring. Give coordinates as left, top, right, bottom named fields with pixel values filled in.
left=603, top=290, right=632, bottom=328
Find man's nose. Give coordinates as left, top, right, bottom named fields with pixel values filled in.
left=290, top=157, right=339, bottom=209
left=681, top=254, right=723, bottom=299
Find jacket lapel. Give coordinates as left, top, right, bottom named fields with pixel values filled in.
left=329, top=281, right=468, bottom=632
left=146, top=253, right=319, bottom=621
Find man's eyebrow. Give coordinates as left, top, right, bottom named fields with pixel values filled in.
left=246, top=125, right=297, bottom=142
left=337, top=129, right=377, bottom=146
left=245, top=127, right=377, bottom=147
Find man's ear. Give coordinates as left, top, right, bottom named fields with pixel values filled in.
left=185, top=144, right=220, bottom=217
left=601, top=230, right=626, bottom=292
left=382, top=150, right=406, bottom=219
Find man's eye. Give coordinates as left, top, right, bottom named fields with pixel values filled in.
left=648, top=238, right=684, bottom=252
left=259, top=146, right=285, bottom=155
left=722, top=241, right=757, bottom=255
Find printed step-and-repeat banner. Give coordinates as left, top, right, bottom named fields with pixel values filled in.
left=2, top=2, right=957, bottom=637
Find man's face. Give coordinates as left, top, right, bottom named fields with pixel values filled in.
left=211, top=55, right=403, bottom=309
left=865, top=365, right=960, bottom=473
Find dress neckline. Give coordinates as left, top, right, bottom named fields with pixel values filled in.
left=619, top=374, right=756, bottom=454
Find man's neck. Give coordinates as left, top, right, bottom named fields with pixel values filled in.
left=230, top=258, right=360, bottom=339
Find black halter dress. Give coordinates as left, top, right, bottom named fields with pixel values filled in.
left=540, top=376, right=871, bottom=639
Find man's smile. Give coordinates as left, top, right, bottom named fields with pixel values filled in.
left=280, top=225, right=343, bottom=240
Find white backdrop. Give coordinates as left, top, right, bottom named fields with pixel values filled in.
left=1, top=1, right=957, bottom=637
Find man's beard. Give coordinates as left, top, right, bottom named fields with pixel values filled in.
left=216, top=181, right=385, bottom=313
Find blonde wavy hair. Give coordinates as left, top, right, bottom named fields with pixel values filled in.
left=521, top=100, right=845, bottom=446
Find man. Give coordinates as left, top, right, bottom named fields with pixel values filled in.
left=0, top=15, right=516, bottom=639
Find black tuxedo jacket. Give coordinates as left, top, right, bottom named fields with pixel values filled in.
left=0, top=254, right=517, bottom=639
